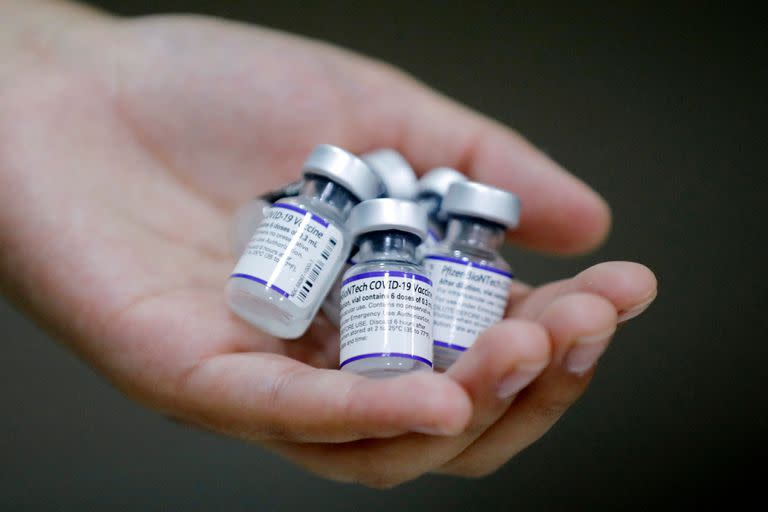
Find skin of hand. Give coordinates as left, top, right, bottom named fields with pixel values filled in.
left=0, top=1, right=657, bottom=487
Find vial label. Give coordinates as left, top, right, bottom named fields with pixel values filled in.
left=425, top=255, right=512, bottom=352
left=339, top=271, right=433, bottom=369
left=231, top=203, right=343, bottom=308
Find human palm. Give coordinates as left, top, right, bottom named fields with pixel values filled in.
left=0, top=9, right=656, bottom=486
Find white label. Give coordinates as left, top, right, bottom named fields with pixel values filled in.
left=425, top=255, right=512, bottom=352
left=339, top=271, right=433, bottom=368
left=231, top=203, right=343, bottom=308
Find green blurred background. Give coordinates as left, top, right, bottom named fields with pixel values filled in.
left=2, top=2, right=764, bottom=509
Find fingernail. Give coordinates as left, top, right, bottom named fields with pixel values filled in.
left=564, top=331, right=614, bottom=375
left=618, top=294, right=656, bottom=323
left=496, top=363, right=547, bottom=400
left=410, top=425, right=450, bottom=436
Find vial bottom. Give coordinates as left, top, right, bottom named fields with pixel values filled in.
left=226, top=278, right=313, bottom=339
left=341, top=355, right=432, bottom=378
left=433, top=343, right=467, bottom=371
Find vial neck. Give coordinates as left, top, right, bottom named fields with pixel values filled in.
left=356, top=231, right=421, bottom=263
left=443, top=216, right=506, bottom=252
left=300, top=175, right=359, bottom=218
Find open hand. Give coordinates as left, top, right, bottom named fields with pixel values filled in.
left=0, top=3, right=656, bottom=487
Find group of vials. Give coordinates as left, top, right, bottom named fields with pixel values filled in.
left=226, top=144, right=520, bottom=377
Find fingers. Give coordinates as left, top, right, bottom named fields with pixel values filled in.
left=537, top=293, right=618, bottom=375
left=510, top=261, right=657, bottom=322
left=439, top=293, right=617, bottom=477
left=446, top=320, right=550, bottom=423
left=360, top=80, right=612, bottom=254
left=267, top=320, right=550, bottom=487
left=174, top=352, right=472, bottom=444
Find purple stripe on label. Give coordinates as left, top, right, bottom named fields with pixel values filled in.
left=339, top=352, right=433, bottom=369
left=427, top=229, right=441, bottom=242
left=434, top=340, right=468, bottom=352
left=272, top=202, right=329, bottom=228
left=424, top=255, right=514, bottom=278
left=230, top=273, right=290, bottom=298
left=341, top=270, right=432, bottom=287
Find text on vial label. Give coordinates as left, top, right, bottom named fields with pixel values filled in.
left=231, top=203, right=342, bottom=308
left=339, top=271, right=434, bottom=368
left=425, top=255, right=512, bottom=351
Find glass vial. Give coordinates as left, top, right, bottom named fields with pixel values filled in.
left=415, top=167, right=467, bottom=248
left=424, top=181, right=520, bottom=370
left=230, top=149, right=418, bottom=257
left=227, top=144, right=382, bottom=339
left=339, top=198, right=433, bottom=377
left=321, top=149, right=418, bottom=327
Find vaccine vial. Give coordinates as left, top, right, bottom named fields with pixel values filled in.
left=227, top=144, right=383, bottom=339
left=321, top=149, right=418, bottom=327
left=230, top=149, right=417, bottom=258
left=230, top=180, right=304, bottom=257
left=362, top=149, right=418, bottom=201
left=339, top=199, right=433, bottom=377
left=415, top=167, right=467, bottom=246
left=414, top=167, right=467, bottom=264
left=424, top=181, right=520, bottom=370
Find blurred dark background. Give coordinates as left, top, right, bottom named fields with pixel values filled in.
left=2, top=1, right=765, bottom=509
